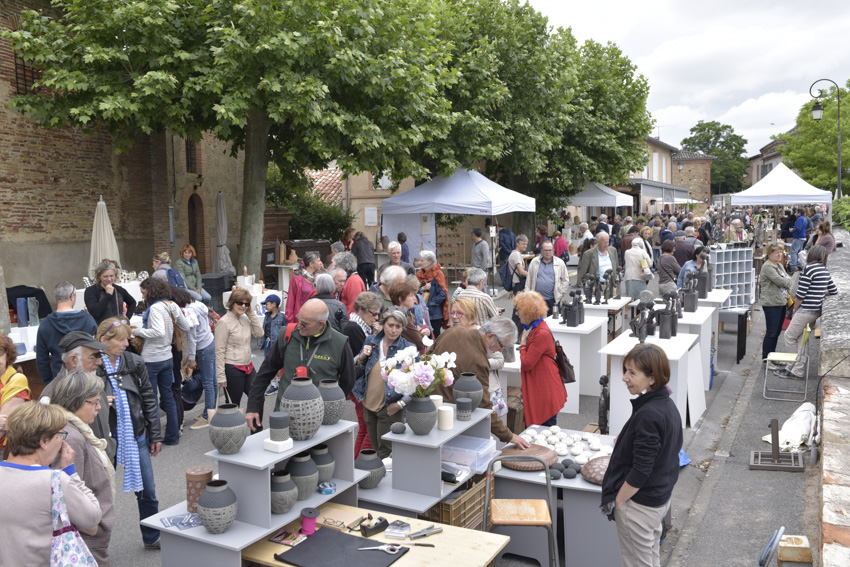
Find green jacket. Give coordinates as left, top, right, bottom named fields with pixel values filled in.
left=759, top=261, right=792, bottom=307
left=175, top=258, right=203, bottom=291
left=576, top=247, right=619, bottom=286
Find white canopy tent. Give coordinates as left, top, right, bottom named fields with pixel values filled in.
left=566, top=181, right=633, bottom=208
left=731, top=163, right=832, bottom=206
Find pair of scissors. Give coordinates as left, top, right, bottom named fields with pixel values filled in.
left=358, top=544, right=403, bottom=554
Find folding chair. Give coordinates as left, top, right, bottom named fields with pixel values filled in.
left=763, top=324, right=811, bottom=401
left=482, top=455, right=558, bottom=567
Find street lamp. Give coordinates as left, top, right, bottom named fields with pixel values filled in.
left=809, top=78, right=842, bottom=200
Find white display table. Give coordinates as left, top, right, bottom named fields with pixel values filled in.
left=8, top=326, right=38, bottom=362
left=582, top=295, right=631, bottom=337
left=699, top=288, right=732, bottom=348
left=644, top=304, right=715, bottom=391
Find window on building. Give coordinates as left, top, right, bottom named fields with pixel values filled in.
left=662, top=155, right=667, bottom=184
left=374, top=171, right=393, bottom=190
left=185, top=139, right=200, bottom=174
left=652, top=153, right=660, bottom=182
left=13, top=51, right=39, bottom=96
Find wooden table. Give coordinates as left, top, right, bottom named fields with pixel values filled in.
left=242, top=502, right=510, bottom=567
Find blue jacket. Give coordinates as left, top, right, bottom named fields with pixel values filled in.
left=263, top=311, right=286, bottom=357
left=793, top=215, right=808, bottom=239
left=352, top=332, right=416, bottom=405
left=425, top=282, right=447, bottom=321
left=677, top=260, right=699, bottom=288
left=498, top=228, right=516, bottom=263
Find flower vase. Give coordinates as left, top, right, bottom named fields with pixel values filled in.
left=280, top=378, right=324, bottom=441
left=310, top=444, right=336, bottom=483
left=319, top=379, right=346, bottom=426
left=453, top=372, right=483, bottom=409
left=355, top=449, right=386, bottom=489
left=270, top=471, right=299, bottom=515
left=405, top=396, right=438, bottom=435
left=197, top=480, right=238, bottom=534
left=286, top=452, right=319, bottom=501
left=209, top=404, right=250, bottom=454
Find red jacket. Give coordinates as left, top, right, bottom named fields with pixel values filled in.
left=339, top=273, right=366, bottom=315
left=284, top=275, right=315, bottom=324
left=519, top=320, right=567, bottom=425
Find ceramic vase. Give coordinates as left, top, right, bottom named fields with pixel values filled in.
left=280, top=378, right=324, bottom=441
left=287, top=452, right=319, bottom=501
left=270, top=471, right=299, bottom=515
left=310, top=444, right=336, bottom=483
left=186, top=466, right=213, bottom=513
left=197, top=480, right=238, bottom=534
left=406, top=396, right=438, bottom=435
left=456, top=397, right=473, bottom=421
left=269, top=412, right=290, bottom=442
left=355, top=449, right=386, bottom=489
left=453, top=372, right=483, bottom=409
left=209, top=404, right=250, bottom=454
left=319, top=380, right=346, bottom=426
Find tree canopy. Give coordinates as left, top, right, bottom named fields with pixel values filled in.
left=777, top=83, right=849, bottom=194
left=681, top=120, right=748, bottom=194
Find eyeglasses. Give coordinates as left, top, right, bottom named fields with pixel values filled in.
left=322, top=518, right=346, bottom=528
left=296, top=316, right=318, bottom=327
left=234, top=301, right=250, bottom=307
left=369, top=311, right=381, bottom=318
left=492, top=335, right=506, bottom=349
left=449, top=311, right=465, bottom=317
left=84, top=399, right=102, bottom=408
left=54, top=431, right=69, bottom=440
left=86, top=352, right=103, bottom=360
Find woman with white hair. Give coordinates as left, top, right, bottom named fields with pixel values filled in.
left=313, top=273, right=349, bottom=332
left=624, top=237, right=652, bottom=299
left=416, top=250, right=449, bottom=337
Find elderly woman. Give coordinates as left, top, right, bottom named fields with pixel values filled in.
left=778, top=245, right=838, bottom=379
left=375, top=265, right=407, bottom=311
left=388, top=281, right=428, bottom=352
left=657, top=240, right=681, bottom=296
left=342, top=292, right=382, bottom=456
left=601, top=344, right=683, bottom=567
left=624, top=238, right=653, bottom=299
left=759, top=244, right=793, bottom=362
left=336, top=251, right=366, bottom=314
left=0, top=403, right=102, bottom=565
left=0, top=333, right=31, bottom=450
left=84, top=259, right=138, bottom=325
left=314, top=273, right=349, bottom=332
left=136, top=277, right=188, bottom=446
left=216, top=289, right=264, bottom=414
left=352, top=309, right=415, bottom=458
left=416, top=250, right=449, bottom=337
left=514, top=291, right=567, bottom=426
left=97, top=316, right=164, bottom=549
left=285, top=251, right=323, bottom=324
left=175, top=244, right=210, bottom=304
left=449, top=297, right=478, bottom=329
left=51, top=371, right=116, bottom=566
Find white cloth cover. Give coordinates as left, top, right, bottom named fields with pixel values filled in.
left=88, top=198, right=121, bottom=278
left=761, top=401, right=817, bottom=453
left=213, top=191, right=236, bottom=275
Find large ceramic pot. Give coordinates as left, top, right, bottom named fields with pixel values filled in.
left=311, top=444, right=336, bottom=483
left=453, top=372, right=483, bottom=409
left=280, top=378, right=324, bottom=441
left=286, top=452, right=319, bottom=501
left=406, top=396, right=438, bottom=435
left=319, top=380, right=346, bottom=425
left=269, top=411, right=290, bottom=442
left=270, top=470, right=299, bottom=515
left=355, top=449, right=386, bottom=489
left=197, top=480, right=238, bottom=534
left=209, top=404, right=250, bottom=454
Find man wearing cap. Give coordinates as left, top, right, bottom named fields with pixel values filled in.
left=39, top=331, right=115, bottom=461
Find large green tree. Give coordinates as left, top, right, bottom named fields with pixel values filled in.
left=778, top=83, right=849, bottom=194
left=3, top=0, right=456, bottom=274
left=681, top=120, right=748, bottom=193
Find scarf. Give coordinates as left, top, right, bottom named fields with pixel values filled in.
left=102, top=356, right=144, bottom=493
left=523, top=317, right=545, bottom=331
left=349, top=312, right=372, bottom=336
left=417, top=264, right=450, bottom=327
left=63, top=409, right=116, bottom=497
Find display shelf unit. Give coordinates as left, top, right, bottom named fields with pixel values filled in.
left=141, top=420, right=366, bottom=567
left=357, top=403, right=492, bottom=517
left=709, top=245, right=754, bottom=309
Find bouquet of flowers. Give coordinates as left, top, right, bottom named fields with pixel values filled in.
left=381, top=345, right=456, bottom=398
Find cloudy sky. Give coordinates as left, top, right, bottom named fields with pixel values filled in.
left=529, top=0, right=848, bottom=156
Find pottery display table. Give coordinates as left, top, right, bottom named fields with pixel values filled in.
left=582, top=296, right=631, bottom=339
left=493, top=427, right=621, bottom=567
left=698, top=288, right=732, bottom=348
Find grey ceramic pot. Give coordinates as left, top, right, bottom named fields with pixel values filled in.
left=355, top=449, right=386, bottom=489
left=269, top=412, right=291, bottom=442
left=319, top=380, right=346, bottom=425
left=406, top=396, right=438, bottom=435
left=270, top=471, right=299, bottom=515
left=280, top=378, right=324, bottom=441
left=310, top=444, right=336, bottom=483
left=209, top=404, right=250, bottom=454
left=197, top=480, right=238, bottom=534
left=453, top=372, right=483, bottom=409
left=456, top=397, right=473, bottom=421
left=286, top=452, right=319, bottom=501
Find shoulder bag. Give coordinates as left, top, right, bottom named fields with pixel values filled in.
left=542, top=328, right=576, bottom=384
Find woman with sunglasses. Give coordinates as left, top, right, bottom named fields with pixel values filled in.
left=215, top=289, right=264, bottom=415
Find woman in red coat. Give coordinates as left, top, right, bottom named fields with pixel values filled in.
left=515, top=291, right=567, bottom=426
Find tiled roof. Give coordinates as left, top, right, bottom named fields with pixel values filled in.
left=672, top=151, right=716, bottom=160
left=306, top=168, right=343, bottom=205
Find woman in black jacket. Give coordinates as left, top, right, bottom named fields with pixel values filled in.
left=601, top=343, right=683, bottom=567
left=85, top=260, right=137, bottom=325
left=96, top=317, right=164, bottom=550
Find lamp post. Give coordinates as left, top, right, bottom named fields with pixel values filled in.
left=809, top=78, right=842, bottom=200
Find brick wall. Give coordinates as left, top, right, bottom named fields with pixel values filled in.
left=672, top=160, right=712, bottom=214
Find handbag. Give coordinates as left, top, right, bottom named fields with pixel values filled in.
left=130, top=310, right=183, bottom=354
left=543, top=329, right=576, bottom=384
left=50, top=470, right=97, bottom=567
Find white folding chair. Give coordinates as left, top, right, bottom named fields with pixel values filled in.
left=763, top=324, right=811, bottom=402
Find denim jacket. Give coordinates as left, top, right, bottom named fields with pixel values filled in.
left=263, top=311, right=286, bottom=357
left=352, top=332, right=415, bottom=404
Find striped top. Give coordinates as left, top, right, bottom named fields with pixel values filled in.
left=795, top=263, right=837, bottom=311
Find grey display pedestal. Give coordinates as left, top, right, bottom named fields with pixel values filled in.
left=358, top=404, right=492, bottom=517
left=141, top=420, right=367, bottom=567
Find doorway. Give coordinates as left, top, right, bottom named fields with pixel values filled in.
left=188, top=193, right=208, bottom=272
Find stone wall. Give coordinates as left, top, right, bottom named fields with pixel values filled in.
left=672, top=159, right=712, bottom=214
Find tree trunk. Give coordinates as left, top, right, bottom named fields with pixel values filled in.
left=0, top=264, right=10, bottom=332
left=236, top=106, right=272, bottom=277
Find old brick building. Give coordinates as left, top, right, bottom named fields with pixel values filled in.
left=671, top=150, right=714, bottom=213
left=1, top=0, right=245, bottom=299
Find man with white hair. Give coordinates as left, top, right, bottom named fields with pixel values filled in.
left=595, top=214, right=610, bottom=235
left=378, top=241, right=415, bottom=276
left=374, top=265, right=407, bottom=311
left=579, top=222, right=593, bottom=242
left=36, top=281, right=98, bottom=384
left=458, top=268, right=500, bottom=325
left=684, top=226, right=698, bottom=246
left=660, top=221, right=676, bottom=244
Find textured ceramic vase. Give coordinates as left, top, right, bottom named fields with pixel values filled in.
left=186, top=466, right=213, bottom=513
left=270, top=471, right=299, bottom=515
left=406, top=396, right=438, bottom=435
left=319, top=380, right=346, bottom=426
left=197, top=480, right=238, bottom=534
left=453, top=372, right=483, bottom=409
left=209, top=404, right=250, bottom=454
left=287, top=452, right=319, bottom=501
left=281, top=378, right=324, bottom=441
left=269, top=412, right=291, bottom=442
left=311, top=444, right=336, bottom=483
left=456, top=397, right=473, bottom=421
left=355, top=449, right=386, bottom=489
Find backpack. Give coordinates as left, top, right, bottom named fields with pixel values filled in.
left=559, top=250, right=570, bottom=264
left=499, top=260, right=517, bottom=292
left=165, top=268, right=186, bottom=289
left=544, top=329, right=575, bottom=384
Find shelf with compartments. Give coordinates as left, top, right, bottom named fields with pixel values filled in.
left=709, top=245, right=754, bottom=309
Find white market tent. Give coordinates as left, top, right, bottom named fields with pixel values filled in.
left=731, top=163, right=832, bottom=206
left=566, top=181, right=633, bottom=208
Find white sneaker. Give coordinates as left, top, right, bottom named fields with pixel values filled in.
left=190, top=417, right=210, bottom=430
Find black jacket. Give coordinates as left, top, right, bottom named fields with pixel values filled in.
left=601, top=388, right=682, bottom=508
left=84, top=284, right=137, bottom=325
left=98, top=352, right=163, bottom=444
left=314, top=292, right=350, bottom=333
left=341, top=320, right=368, bottom=358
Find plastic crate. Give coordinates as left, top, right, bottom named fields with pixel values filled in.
left=419, top=473, right=493, bottom=531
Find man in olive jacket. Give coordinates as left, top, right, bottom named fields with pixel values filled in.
left=576, top=232, right=619, bottom=286
left=246, top=299, right=355, bottom=431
